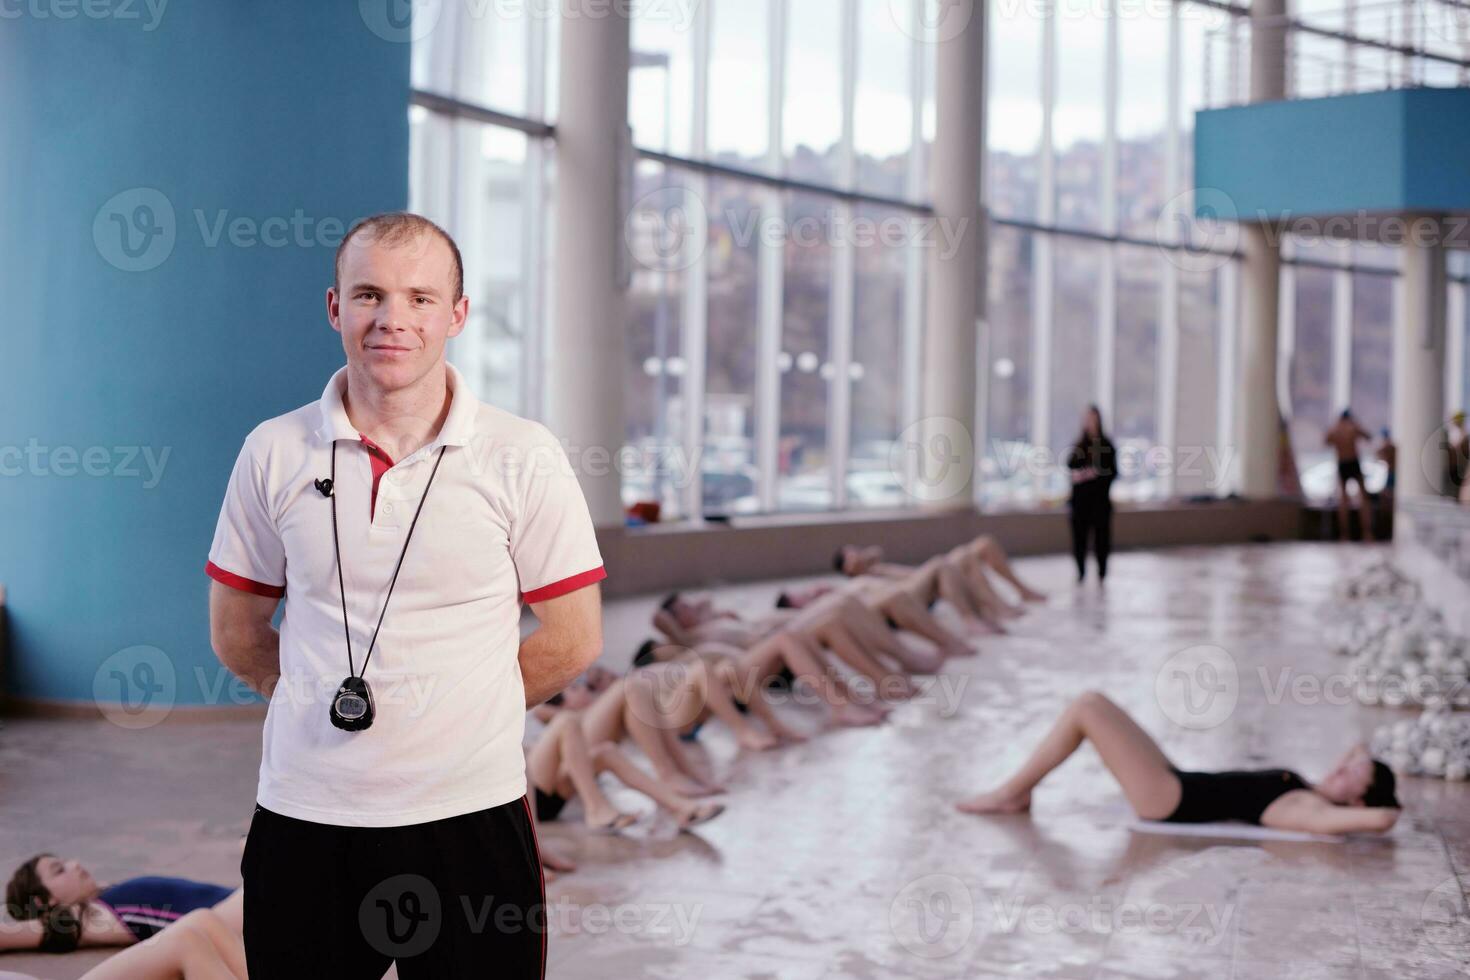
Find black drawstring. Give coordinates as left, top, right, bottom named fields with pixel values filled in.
left=329, top=442, right=448, bottom=679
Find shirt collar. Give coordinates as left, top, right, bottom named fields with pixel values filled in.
left=315, top=363, right=477, bottom=450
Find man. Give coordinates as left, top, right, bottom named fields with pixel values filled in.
left=1325, top=408, right=1374, bottom=541
left=207, top=213, right=605, bottom=978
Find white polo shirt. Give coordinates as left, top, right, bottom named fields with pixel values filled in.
left=206, top=364, right=605, bottom=827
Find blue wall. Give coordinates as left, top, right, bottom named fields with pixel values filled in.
left=1195, top=87, right=1470, bottom=219
left=0, top=3, right=410, bottom=704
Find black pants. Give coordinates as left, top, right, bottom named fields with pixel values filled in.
left=1070, top=504, right=1112, bottom=580
left=242, top=798, right=545, bottom=979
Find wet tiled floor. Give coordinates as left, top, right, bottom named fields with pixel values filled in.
left=3, top=543, right=1468, bottom=978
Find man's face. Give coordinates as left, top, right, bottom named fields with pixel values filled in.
left=327, top=230, right=468, bottom=393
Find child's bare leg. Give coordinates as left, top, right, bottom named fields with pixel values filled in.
left=705, top=660, right=779, bottom=750
left=956, top=559, right=1021, bottom=625
left=884, top=592, right=971, bottom=661
left=622, top=672, right=721, bottom=796
left=937, top=562, right=998, bottom=630
left=973, top=537, right=1046, bottom=601
left=529, top=712, right=636, bottom=829
left=957, top=692, right=1181, bottom=819
left=590, top=743, right=725, bottom=828
left=761, top=633, right=885, bottom=726
left=811, top=619, right=914, bottom=701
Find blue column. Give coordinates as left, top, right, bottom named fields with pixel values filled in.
left=0, top=2, right=411, bottom=705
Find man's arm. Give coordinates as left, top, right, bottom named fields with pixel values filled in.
left=521, top=584, right=604, bottom=708
left=209, top=581, right=282, bottom=697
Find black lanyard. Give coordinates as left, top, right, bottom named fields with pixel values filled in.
left=329, top=440, right=448, bottom=680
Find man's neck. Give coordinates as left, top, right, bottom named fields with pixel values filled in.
left=342, top=362, right=452, bottom=462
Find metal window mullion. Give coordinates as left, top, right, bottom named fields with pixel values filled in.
left=1278, top=260, right=1297, bottom=419
left=1034, top=0, right=1057, bottom=461
left=1447, top=281, right=1466, bottom=415
left=1098, top=245, right=1117, bottom=424
left=681, top=0, right=712, bottom=521
left=1157, top=0, right=1181, bottom=499
left=902, top=2, right=927, bottom=503
left=756, top=0, right=788, bottom=513
left=1217, top=259, right=1239, bottom=496
left=1159, top=254, right=1181, bottom=499
left=828, top=0, right=859, bottom=511
left=522, top=10, right=549, bottom=420
left=1332, top=265, right=1354, bottom=413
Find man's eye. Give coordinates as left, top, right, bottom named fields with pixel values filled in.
left=414, top=296, right=432, bottom=305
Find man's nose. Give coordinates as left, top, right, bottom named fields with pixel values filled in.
left=374, top=295, right=413, bottom=330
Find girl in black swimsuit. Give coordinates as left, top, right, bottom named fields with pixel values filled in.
left=956, top=691, right=1401, bottom=835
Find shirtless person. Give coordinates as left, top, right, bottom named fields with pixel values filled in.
left=1325, top=409, right=1375, bottom=541
left=529, top=668, right=727, bottom=827
left=834, top=537, right=1044, bottom=627
left=654, top=592, right=924, bottom=699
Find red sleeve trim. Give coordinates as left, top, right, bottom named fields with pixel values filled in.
left=205, top=561, right=286, bottom=598
left=521, top=566, right=607, bottom=605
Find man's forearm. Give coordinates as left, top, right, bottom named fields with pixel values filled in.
left=218, top=628, right=282, bottom=698
left=520, top=626, right=596, bottom=708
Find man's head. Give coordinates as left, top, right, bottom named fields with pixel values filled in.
left=328, top=212, right=468, bottom=395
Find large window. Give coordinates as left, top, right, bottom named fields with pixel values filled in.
left=1053, top=3, right=1107, bottom=231
left=986, top=0, right=1042, bottom=222
left=983, top=226, right=1035, bottom=507
left=410, top=3, right=554, bottom=418
left=624, top=163, right=696, bottom=519
left=1289, top=264, right=1336, bottom=488
left=621, top=0, right=932, bottom=519
left=1349, top=272, right=1394, bottom=435
left=1114, top=245, right=1161, bottom=500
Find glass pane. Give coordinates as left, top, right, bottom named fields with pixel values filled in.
left=1053, top=1, right=1107, bottom=230
left=703, top=179, right=764, bottom=517
left=1177, top=265, right=1223, bottom=497
left=848, top=206, right=911, bottom=508
left=1290, top=266, right=1336, bottom=498
left=983, top=225, right=1036, bottom=508
left=784, top=0, right=845, bottom=185
left=708, top=0, right=770, bottom=168
left=987, top=0, right=1043, bottom=220
left=411, top=2, right=531, bottom=118
left=1115, top=245, right=1160, bottom=500
left=624, top=162, right=695, bottom=519
left=411, top=113, right=532, bottom=415
left=778, top=193, right=835, bottom=511
left=855, top=0, right=915, bottom=199
left=1117, top=7, right=1170, bottom=237
left=1051, top=237, right=1104, bottom=481
left=630, top=10, right=696, bottom=155
left=1350, top=272, right=1394, bottom=436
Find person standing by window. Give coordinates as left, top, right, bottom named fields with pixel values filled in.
left=1067, top=406, right=1116, bottom=583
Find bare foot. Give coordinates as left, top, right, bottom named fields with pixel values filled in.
left=666, top=774, right=717, bottom=798
left=737, top=729, right=780, bottom=751
left=676, top=801, right=726, bottom=830
left=1019, top=587, right=1047, bottom=603
left=955, top=788, right=1031, bottom=815
left=942, top=641, right=975, bottom=660
left=586, top=810, right=639, bottom=834
left=773, top=727, right=807, bottom=744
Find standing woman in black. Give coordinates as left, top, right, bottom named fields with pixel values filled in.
left=1066, top=405, right=1116, bottom=583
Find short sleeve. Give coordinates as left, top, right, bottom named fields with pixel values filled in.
left=205, top=438, right=286, bottom=598
left=510, top=432, right=606, bottom=604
